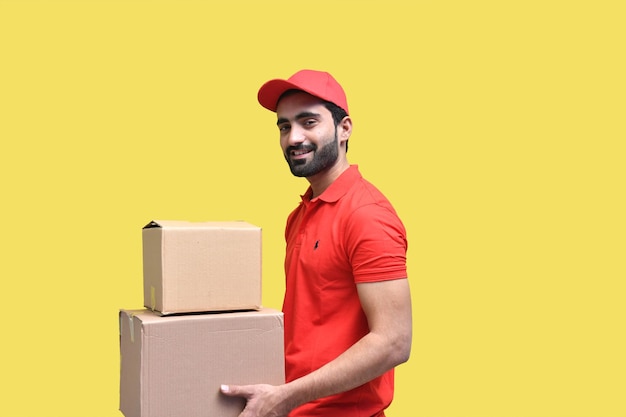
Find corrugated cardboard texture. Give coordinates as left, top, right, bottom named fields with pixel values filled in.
left=142, top=220, right=262, bottom=315
left=119, top=308, right=285, bottom=417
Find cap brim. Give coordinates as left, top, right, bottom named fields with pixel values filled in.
left=257, top=78, right=303, bottom=112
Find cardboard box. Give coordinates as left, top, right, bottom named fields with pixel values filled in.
left=119, top=308, right=285, bottom=417
left=142, top=220, right=262, bottom=315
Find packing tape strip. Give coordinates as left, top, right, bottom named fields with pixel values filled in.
left=128, top=312, right=136, bottom=343
left=151, top=286, right=156, bottom=311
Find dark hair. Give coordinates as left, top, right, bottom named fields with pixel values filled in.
left=322, top=101, right=348, bottom=126
left=322, top=101, right=349, bottom=153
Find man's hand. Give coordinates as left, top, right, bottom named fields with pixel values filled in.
left=220, top=383, right=292, bottom=417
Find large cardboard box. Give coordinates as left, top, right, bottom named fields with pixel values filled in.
left=142, top=220, right=262, bottom=315
left=119, top=308, right=285, bottom=417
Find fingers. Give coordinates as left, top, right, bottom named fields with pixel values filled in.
left=220, top=384, right=286, bottom=417
left=220, top=384, right=235, bottom=395
left=221, top=384, right=249, bottom=398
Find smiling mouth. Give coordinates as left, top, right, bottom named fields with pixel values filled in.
left=288, top=145, right=315, bottom=159
left=292, top=149, right=311, bottom=157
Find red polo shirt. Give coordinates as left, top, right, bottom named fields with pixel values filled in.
left=283, top=165, right=408, bottom=417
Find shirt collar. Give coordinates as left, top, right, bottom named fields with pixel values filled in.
left=301, top=165, right=361, bottom=204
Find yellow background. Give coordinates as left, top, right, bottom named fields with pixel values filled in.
left=1, top=1, right=624, bottom=416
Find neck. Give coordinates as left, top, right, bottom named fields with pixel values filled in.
left=307, top=159, right=350, bottom=199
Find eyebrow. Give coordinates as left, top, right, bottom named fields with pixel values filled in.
left=276, top=111, right=321, bottom=126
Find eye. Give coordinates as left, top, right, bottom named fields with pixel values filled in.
left=278, top=123, right=291, bottom=133
left=303, top=119, right=318, bottom=127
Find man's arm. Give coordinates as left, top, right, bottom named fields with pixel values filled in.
left=221, top=278, right=412, bottom=417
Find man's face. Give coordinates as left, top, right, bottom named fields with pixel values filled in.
left=276, top=92, right=339, bottom=178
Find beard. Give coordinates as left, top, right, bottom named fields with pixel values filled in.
left=284, top=129, right=339, bottom=178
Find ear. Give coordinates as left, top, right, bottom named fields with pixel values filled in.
left=338, top=116, right=352, bottom=143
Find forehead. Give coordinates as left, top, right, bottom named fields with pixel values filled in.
left=276, top=91, right=330, bottom=119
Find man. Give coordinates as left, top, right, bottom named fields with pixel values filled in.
left=221, top=69, right=412, bottom=417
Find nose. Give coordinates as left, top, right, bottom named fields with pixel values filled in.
left=286, top=125, right=306, bottom=147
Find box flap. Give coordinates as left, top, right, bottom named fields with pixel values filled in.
left=143, top=220, right=162, bottom=229
left=143, top=220, right=191, bottom=229
left=143, top=220, right=260, bottom=230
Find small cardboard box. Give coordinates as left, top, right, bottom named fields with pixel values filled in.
left=119, top=308, right=285, bottom=417
left=142, top=220, right=262, bottom=315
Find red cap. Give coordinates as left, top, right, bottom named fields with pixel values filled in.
left=257, top=69, right=349, bottom=115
